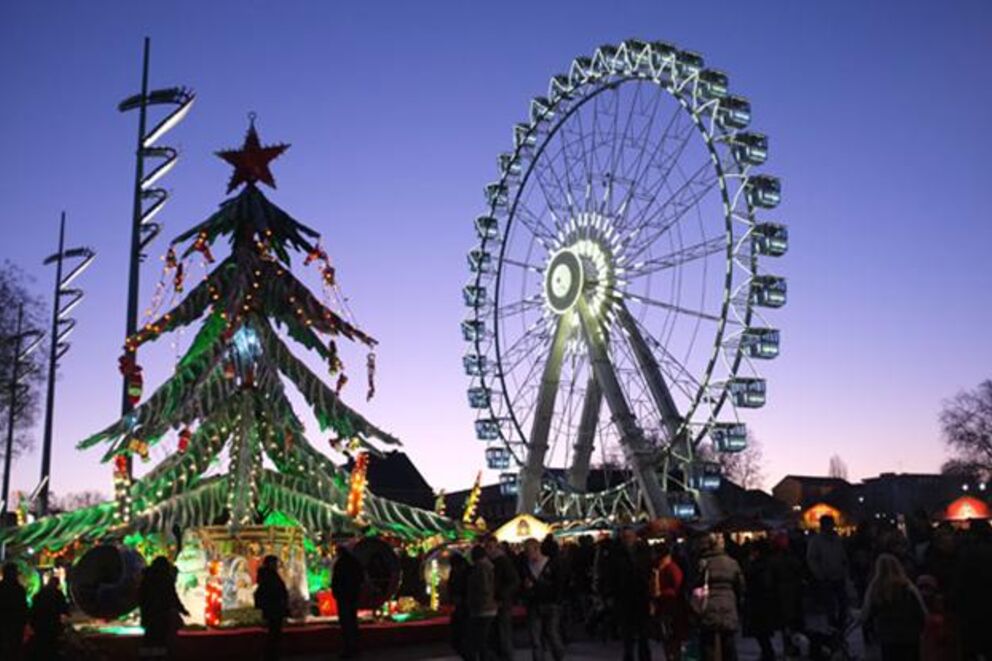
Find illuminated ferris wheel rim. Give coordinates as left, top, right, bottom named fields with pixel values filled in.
left=463, top=39, right=787, bottom=518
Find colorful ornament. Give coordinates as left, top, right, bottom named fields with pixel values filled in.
left=173, top=262, right=185, bottom=293
left=335, top=373, right=348, bottom=395
left=321, top=265, right=336, bottom=287
left=114, top=454, right=129, bottom=476
left=165, top=246, right=179, bottom=270
left=126, top=369, right=144, bottom=406
left=462, top=471, right=482, bottom=525
left=223, top=359, right=236, bottom=380
left=178, top=428, right=192, bottom=453
left=434, top=489, right=446, bottom=516
left=193, top=232, right=215, bottom=263
left=346, top=452, right=370, bottom=519
left=304, top=245, right=327, bottom=267
left=366, top=352, right=376, bottom=401
left=205, top=559, right=223, bottom=626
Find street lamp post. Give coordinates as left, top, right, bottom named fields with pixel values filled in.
left=37, top=213, right=95, bottom=516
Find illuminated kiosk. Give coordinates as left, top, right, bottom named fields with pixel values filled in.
left=462, top=39, right=788, bottom=526
left=0, top=122, right=461, bottom=625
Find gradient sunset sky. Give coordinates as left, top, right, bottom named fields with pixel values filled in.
left=2, top=1, right=990, bottom=500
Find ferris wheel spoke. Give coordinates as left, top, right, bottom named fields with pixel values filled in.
left=567, top=375, right=602, bottom=490
left=497, top=294, right=543, bottom=320
left=502, top=324, right=551, bottom=379
left=517, top=314, right=574, bottom=514
left=576, top=296, right=670, bottom=518
left=626, top=235, right=726, bottom=279
left=624, top=161, right=718, bottom=260
left=623, top=291, right=723, bottom=323
left=513, top=199, right=558, bottom=245
left=613, top=98, right=683, bottom=225
left=616, top=111, right=698, bottom=234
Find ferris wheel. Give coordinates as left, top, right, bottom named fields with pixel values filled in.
left=462, top=40, right=787, bottom=523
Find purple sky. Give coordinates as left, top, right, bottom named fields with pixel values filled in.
left=2, top=1, right=991, bottom=500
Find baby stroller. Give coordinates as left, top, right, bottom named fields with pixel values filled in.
left=793, top=620, right=859, bottom=661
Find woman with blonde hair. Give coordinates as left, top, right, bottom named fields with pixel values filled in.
left=859, top=553, right=926, bottom=661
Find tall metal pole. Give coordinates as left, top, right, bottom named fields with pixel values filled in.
left=37, top=214, right=66, bottom=515
left=120, top=38, right=151, bottom=489
left=2, top=306, right=25, bottom=518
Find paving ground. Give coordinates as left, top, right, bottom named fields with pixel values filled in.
left=291, top=623, right=869, bottom=660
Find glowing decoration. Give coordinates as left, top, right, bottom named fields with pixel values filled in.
left=945, top=496, right=990, bottom=521
left=428, top=557, right=440, bottom=611
left=346, top=452, right=370, bottom=519
left=434, top=489, right=446, bottom=516
left=192, top=232, right=215, bottom=263
left=205, top=559, right=222, bottom=627
left=492, top=514, right=552, bottom=544
left=316, top=590, right=337, bottom=616
left=462, top=471, right=482, bottom=524
left=801, top=503, right=845, bottom=530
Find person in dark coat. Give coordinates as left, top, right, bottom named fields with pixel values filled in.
left=949, top=520, right=992, bottom=661
left=0, top=562, right=28, bottom=661
left=768, top=531, right=804, bottom=656
left=610, top=527, right=653, bottom=661
left=26, top=575, right=69, bottom=660
left=254, top=555, right=289, bottom=661
left=696, top=533, right=745, bottom=661
left=521, top=537, right=565, bottom=661
left=139, top=556, right=188, bottom=658
left=467, top=544, right=498, bottom=661
left=743, top=540, right=777, bottom=661
left=858, top=553, right=926, bottom=661
left=482, top=534, right=519, bottom=661
left=448, top=552, right=472, bottom=660
left=332, top=544, right=365, bottom=659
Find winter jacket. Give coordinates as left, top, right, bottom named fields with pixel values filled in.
left=807, top=530, right=848, bottom=582
left=491, top=552, right=520, bottom=608
left=468, top=556, right=498, bottom=617
left=254, top=567, right=289, bottom=624
left=698, top=549, right=745, bottom=633
left=521, top=556, right=564, bottom=608
left=862, top=582, right=926, bottom=646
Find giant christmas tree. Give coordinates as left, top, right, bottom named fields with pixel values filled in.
left=2, top=121, right=457, bottom=555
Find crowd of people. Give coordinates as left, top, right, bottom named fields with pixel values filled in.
left=446, top=515, right=992, bottom=661
left=0, top=515, right=990, bottom=660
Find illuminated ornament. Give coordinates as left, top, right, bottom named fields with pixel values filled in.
left=429, top=558, right=440, bottom=611
left=114, top=454, right=129, bottom=476
left=328, top=436, right=342, bottom=452
left=304, top=245, right=327, bottom=266
left=346, top=451, right=369, bottom=519
left=193, top=232, right=215, bottom=263
left=126, top=369, right=144, bottom=406
left=165, top=246, right=179, bottom=270
left=205, top=559, right=222, bottom=626
left=178, top=428, right=192, bottom=453
left=366, top=352, right=376, bottom=401
left=173, top=262, right=185, bottom=293
left=347, top=437, right=362, bottom=453
left=335, top=373, right=348, bottom=395
left=215, top=115, right=289, bottom=194
left=462, top=471, right=482, bottom=525
left=434, top=489, right=446, bottom=516
left=321, top=265, right=336, bottom=287
left=129, top=438, right=150, bottom=461
left=328, top=340, right=341, bottom=374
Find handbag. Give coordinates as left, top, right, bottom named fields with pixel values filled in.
left=689, top=562, right=709, bottom=615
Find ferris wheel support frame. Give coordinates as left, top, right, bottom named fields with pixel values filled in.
left=576, top=296, right=669, bottom=518
left=567, top=375, right=601, bottom=491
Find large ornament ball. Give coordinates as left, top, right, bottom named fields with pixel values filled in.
left=69, top=545, right=146, bottom=619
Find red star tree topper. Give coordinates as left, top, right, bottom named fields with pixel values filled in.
left=215, top=114, right=290, bottom=193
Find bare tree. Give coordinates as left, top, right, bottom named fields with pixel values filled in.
left=828, top=454, right=849, bottom=480
left=940, top=380, right=992, bottom=481
left=699, top=434, right=766, bottom=490
left=0, top=261, right=46, bottom=463
left=51, top=490, right=108, bottom=512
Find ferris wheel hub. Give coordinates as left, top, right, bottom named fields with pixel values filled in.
left=544, top=249, right=583, bottom=314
